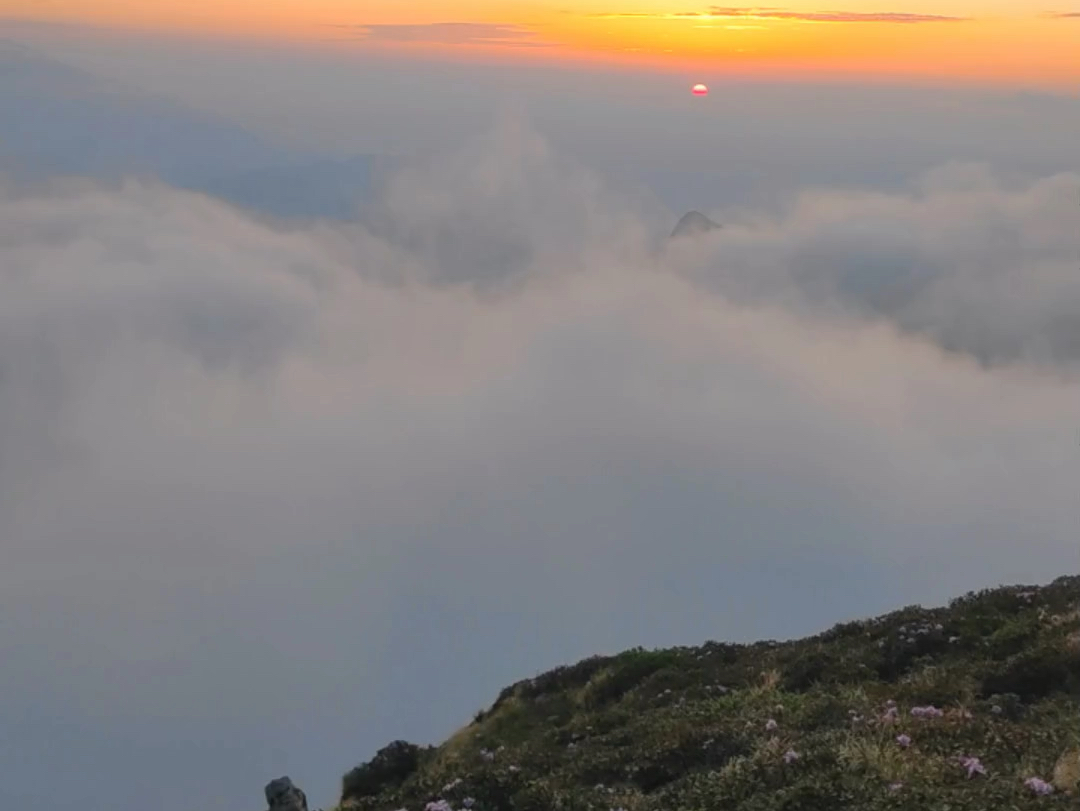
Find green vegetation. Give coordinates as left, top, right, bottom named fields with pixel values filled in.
left=337, top=576, right=1080, bottom=811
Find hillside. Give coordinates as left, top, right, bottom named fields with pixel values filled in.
left=334, top=576, right=1080, bottom=811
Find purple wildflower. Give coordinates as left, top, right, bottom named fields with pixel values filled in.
left=896, top=734, right=912, bottom=748
left=783, top=749, right=799, bottom=764
left=426, top=801, right=452, bottom=811
left=888, top=782, right=904, bottom=792
left=1025, top=777, right=1055, bottom=796
left=765, top=719, right=779, bottom=732
left=957, top=756, right=987, bottom=778
left=462, top=799, right=476, bottom=809
left=911, top=705, right=944, bottom=719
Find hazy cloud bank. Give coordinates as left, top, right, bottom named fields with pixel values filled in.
left=2, top=120, right=1079, bottom=811
left=669, top=164, right=1080, bottom=369
left=345, top=23, right=554, bottom=48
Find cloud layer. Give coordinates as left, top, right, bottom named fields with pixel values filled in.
left=591, top=7, right=971, bottom=22
left=669, top=164, right=1080, bottom=369
left=3, top=119, right=1080, bottom=811
left=347, top=22, right=553, bottom=47
left=706, top=7, right=971, bottom=23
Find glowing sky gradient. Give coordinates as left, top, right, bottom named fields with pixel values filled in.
left=4, top=1, right=1080, bottom=86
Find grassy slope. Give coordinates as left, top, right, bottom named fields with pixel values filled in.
left=338, top=576, right=1080, bottom=811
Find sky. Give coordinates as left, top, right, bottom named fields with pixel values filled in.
left=1, top=6, right=1080, bottom=811
left=3, top=0, right=1080, bottom=85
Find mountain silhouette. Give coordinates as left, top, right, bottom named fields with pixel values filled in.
left=670, top=210, right=721, bottom=238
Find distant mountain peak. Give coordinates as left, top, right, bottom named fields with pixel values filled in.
left=670, top=210, right=721, bottom=239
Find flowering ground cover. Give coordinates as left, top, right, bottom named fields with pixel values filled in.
left=337, top=576, right=1080, bottom=811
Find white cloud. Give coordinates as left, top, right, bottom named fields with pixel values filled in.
left=668, top=163, right=1080, bottom=368
left=2, top=119, right=1079, bottom=811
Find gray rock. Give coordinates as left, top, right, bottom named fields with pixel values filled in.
left=265, top=777, right=308, bottom=811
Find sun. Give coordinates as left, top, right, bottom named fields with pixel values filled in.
left=692, top=83, right=709, bottom=96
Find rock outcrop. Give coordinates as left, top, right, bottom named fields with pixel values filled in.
left=265, top=777, right=308, bottom=811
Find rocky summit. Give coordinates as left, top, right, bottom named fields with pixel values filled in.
left=320, top=575, right=1080, bottom=811
left=670, top=211, right=721, bottom=239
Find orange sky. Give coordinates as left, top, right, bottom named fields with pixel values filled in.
left=4, top=0, right=1080, bottom=86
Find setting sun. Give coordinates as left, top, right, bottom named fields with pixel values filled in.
left=3, top=1, right=1080, bottom=810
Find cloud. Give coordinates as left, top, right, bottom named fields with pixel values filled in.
left=585, top=11, right=708, bottom=17
left=3, top=117, right=1080, bottom=811
left=1042, top=10, right=1080, bottom=17
left=668, top=163, right=1080, bottom=370
left=343, top=22, right=554, bottom=47
left=707, top=7, right=971, bottom=22
left=590, top=7, right=971, bottom=22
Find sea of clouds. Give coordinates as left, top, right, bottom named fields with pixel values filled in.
left=2, top=113, right=1079, bottom=811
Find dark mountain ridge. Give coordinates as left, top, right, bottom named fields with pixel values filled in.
left=0, top=41, right=375, bottom=219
